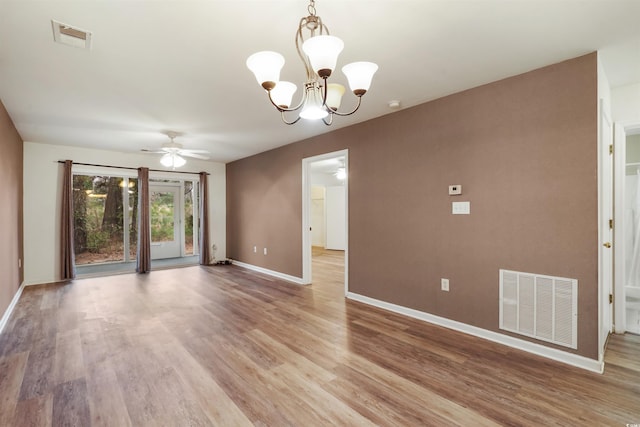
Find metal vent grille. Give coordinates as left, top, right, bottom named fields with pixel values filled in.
left=499, top=269, right=577, bottom=349
left=51, top=20, right=92, bottom=50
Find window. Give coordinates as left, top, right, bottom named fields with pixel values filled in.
left=73, top=175, right=137, bottom=265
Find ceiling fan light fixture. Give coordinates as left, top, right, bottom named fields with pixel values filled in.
left=144, top=132, right=210, bottom=167
left=335, top=167, right=346, bottom=180
left=246, top=0, right=377, bottom=126
left=160, top=152, right=186, bottom=169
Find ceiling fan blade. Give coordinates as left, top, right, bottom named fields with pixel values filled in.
left=181, top=152, right=210, bottom=160
left=180, top=149, right=210, bottom=154
left=141, top=149, right=165, bottom=154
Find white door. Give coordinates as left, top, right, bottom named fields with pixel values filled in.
left=325, top=186, right=346, bottom=250
left=600, top=107, right=614, bottom=353
left=150, top=184, right=182, bottom=259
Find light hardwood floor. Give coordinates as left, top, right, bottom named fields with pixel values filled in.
left=0, top=249, right=639, bottom=426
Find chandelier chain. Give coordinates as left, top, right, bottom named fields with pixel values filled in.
left=308, top=0, right=316, bottom=16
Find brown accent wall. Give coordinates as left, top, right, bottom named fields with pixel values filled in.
left=227, top=53, right=599, bottom=359
left=0, top=99, right=24, bottom=318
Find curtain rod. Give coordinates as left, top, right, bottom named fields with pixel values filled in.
left=57, top=160, right=210, bottom=175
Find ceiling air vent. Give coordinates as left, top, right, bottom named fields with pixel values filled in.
left=51, top=20, right=92, bottom=50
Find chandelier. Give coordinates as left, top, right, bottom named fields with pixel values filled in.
left=246, top=0, right=378, bottom=126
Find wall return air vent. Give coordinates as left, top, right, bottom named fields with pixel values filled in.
left=499, top=269, right=577, bottom=349
left=51, top=20, right=92, bottom=50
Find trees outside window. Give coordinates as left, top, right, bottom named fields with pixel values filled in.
left=73, top=175, right=137, bottom=265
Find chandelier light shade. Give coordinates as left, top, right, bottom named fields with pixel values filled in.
left=246, top=0, right=378, bottom=125
left=342, top=62, right=379, bottom=95
left=302, top=35, right=344, bottom=78
left=246, top=51, right=285, bottom=90
left=326, top=83, right=345, bottom=110
left=270, top=81, right=298, bottom=108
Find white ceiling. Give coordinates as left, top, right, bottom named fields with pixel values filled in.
left=1, top=0, right=639, bottom=164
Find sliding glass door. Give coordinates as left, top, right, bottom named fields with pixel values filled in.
left=73, top=172, right=199, bottom=268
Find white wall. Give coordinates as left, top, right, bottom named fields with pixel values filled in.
left=598, top=53, right=612, bottom=116
left=612, top=82, right=640, bottom=123
left=23, top=142, right=226, bottom=285
left=325, top=186, right=346, bottom=250
left=310, top=171, right=343, bottom=187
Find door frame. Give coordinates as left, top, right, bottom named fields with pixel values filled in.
left=613, top=120, right=640, bottom=333
left=302, top=149, right=349, bottom=295
left=598, top=102, right=613, bottom=361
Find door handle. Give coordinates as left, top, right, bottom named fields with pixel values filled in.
left=603, top=242, right=611, bottom=248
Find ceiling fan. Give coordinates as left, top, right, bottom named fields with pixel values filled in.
left=141, top=131, right=210, bottom=169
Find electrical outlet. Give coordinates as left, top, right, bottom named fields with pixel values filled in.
left=448, top=185, right=462, bottom=195
left=253, top=246, right=257, bottom=253
left=263, top=247, right=268, bottom=255
left=441, top=278, right=450, bottom=291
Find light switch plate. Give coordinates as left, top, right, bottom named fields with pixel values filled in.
left=452, top=201, right=470, bottom=214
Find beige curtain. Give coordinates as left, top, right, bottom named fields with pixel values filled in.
left=136, top=167, right=151, bottom=273
left=199, top=172, right=210, bottom=265
left=60, top=160, right=76, bottom=280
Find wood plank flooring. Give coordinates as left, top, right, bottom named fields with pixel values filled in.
left=0, top=249, right=639, bottom=426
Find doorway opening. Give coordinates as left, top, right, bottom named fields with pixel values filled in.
left=616, top=126, right=640, bottom=335
left=302, top=150, right=348, bottom=295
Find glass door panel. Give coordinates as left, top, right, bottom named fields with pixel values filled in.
left=150, top=185, right=181, bottom=259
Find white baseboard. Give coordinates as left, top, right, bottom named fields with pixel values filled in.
left=0, top=282, right=25, bottom=334
left=347, top=292, right=604, bottom=374
left=231, top=261, right=306, bottom=285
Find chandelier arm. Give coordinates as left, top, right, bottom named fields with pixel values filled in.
left=328, top=95, right=363, bottom=117
left=281, top=110, right=302, bottom=125
left=322, top=114, right=333, bottom=126
left=267, top=88, right=307, bottom=112
left=317, top=17, right=329, bottom=36
left=320, top=76, right=329, bottom=108
left=296, top=18, right=314, bottom=80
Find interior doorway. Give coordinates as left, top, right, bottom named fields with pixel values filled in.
left=615, top=124, right=640, bottom=335
left=302, top=150, right=348, bottom=295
